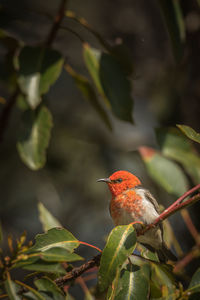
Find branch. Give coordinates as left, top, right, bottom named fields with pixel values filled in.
left=54, top=254, right=101, bottom=286
left=46, top=0, right=67, bottom=46
left=54, top=185, right=200, bottom=287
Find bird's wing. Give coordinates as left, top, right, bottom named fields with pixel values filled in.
left=142, top=188, right=160, bottom=213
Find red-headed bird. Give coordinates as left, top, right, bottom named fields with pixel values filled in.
left=98, top=170, right=176, bottom=263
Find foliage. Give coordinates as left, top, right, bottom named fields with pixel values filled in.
left=1, top=0, right=200, bottom=299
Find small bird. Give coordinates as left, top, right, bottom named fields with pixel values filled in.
left=98, top=170, right=176, bottom=263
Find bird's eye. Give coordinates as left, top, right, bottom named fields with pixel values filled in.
left=116, top=178, right=122, bottom=183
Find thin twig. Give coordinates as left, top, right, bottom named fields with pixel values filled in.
left=181, top=209, right=200, bottom=245
left=174, top=247, right=200, bottom=273
left=46, top=0, right=68, bottom=46
left=55, top=254, right=101, bottom=286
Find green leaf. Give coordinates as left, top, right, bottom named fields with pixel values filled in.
left=16, top=280, right=46, bottom=300
left=177, top=125, right=200, bottom=144
left=40, top=247, right=83, bottom=262
left=65, top=64, right=112, bottom=130
left=108, top=261, right=150, bottom=300
left=158, top=0, right=185, bottom=62
left=17, top=106, right=53, bottom=170
left=38, top=202, right=62, bottom=232
left=22, top=260, right=66, bottom=274
left=150, top=262, right=176, bottom=299
left=34, top=277, right=65, bottom=300
left=139, top=146, right=188, bottom=197
left=83, top=44, right=133, bottom=123
left=5, top=278, right=21, bottom=300
left=98, top=224, right=137, bottom=292
left=28, top=228, right=79, bottom=253
left=17, top=46, right=64, bottom=109
left=188, top=268, right=200, bottom=294
left=156, top=127, right=200, bottom=184
left=110, top=42, right=133, bottom=76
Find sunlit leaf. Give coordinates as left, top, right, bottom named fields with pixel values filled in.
left=40, top=247, right=83, bottom=262
left=22, top=260, right=66, bottom=274
left=65, top=64, right=112, bottom=130
left=28, top=228, right=79, bottom=253
left=17, top=106, right=53, bottom=170
left=34, top=277, right=65, bottom=300
left=17, top=46, right=64, bottom=109
left=83, top=44, right=134, bottom=123
left=38, top=202, right=62, bottom=232
left=139, top=146, right=188, bottom=197
left=158, top=0, right=185, bottom=62
left=177, top=125, right=200, bottom=144
left=98, top=224, right=136, bottom=292
left=5, top=278, right=21, bottom=300
left=108, top=260, right=150, bottom=300
left=156, top=127, right=200, bottom=184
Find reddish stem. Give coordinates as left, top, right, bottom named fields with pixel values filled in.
left=78, top=241, right=102, bottom=253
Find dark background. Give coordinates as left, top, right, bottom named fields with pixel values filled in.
left=0, top=0, right=200, bottom=290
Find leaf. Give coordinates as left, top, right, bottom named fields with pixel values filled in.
left=5, top=278, right=21, bottom=300
left=22, top=260, right=66, bottom=274
left=98, top=224, right=137, bottom=292
left=40, top=247, right=83, bottom=262
left=83, top=44, right=134, bottom=123
left=17, top=46, right=64, bottom=109
left=158, top=0, right=185, bottom=62
left=177, top=125, right=200, bottom=144
left=34, top=277, right=65, bottom=300
left=16, top=280, right=46, bottom=300
left=156, top=127, right=200, bottom=184
left=28, top=228, right=79, bottom=253
left=108, top=261, right=150, bottom=300
left=65, top=64, right=112, bottom=130
left=110, top=42, right=133, bottom=76
left=150, top=262, right=176, bottom=299
left=139, top=146, right=188, bottom=197
left=188, top=268, right=200, bottom=294
left=17, top=106, right=53, bottom=170
left=38, top=202, right=62, bottom=232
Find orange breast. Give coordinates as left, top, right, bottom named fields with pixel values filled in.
left=110, top=189, right=143, bottom=224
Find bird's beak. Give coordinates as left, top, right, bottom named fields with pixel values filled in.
left=97, top=177, right=111, bottom=183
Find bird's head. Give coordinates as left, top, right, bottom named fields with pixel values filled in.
left=97, top=170, right=141, bottom=196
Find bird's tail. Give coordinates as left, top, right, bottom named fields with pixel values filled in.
left=157, top=242, right=177, bottom=263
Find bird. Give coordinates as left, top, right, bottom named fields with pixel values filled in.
left=97, top=170, right=177, bottom=263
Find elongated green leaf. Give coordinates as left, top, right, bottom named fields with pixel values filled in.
left=156, top=127, right=200, bottom=184
left=188, top=268, right=200, bottom=294
left=5, top=278, right=21, bottom=300
left=28, top=228, right=79, bottom=253
left=108, top=261, right=150, bottom=300
left=17, top=106, right=53, bottom=170
left=139, top=147, right=188, bottom=197
left=34, top=277, right=64, bottom=300
left=98, top=224, right=136, bottom=292
left=40, top=247, right=83, bottom=262
left=38, top=202, right=62, bottom=232
left=83, top=44, right=133, bottom=123
left=65, top=64, right=112, bottom=130
left=158, top=0, right=185, bottom=62
left=17, top=46, right=64, bottom=109
left=177, top=125, right=200, bottom=144
left=16, top=280, right=46, bottom=300
left=22, top=260, right=66, bottom=274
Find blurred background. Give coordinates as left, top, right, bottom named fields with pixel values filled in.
left=0, top=0, right=200, bottom=294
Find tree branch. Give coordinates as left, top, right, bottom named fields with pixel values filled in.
left=46, top=0, right=67, bottom=46
left=54, top=185, right=200, bottom=287
left=55, top=254, right=101, bottom=286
